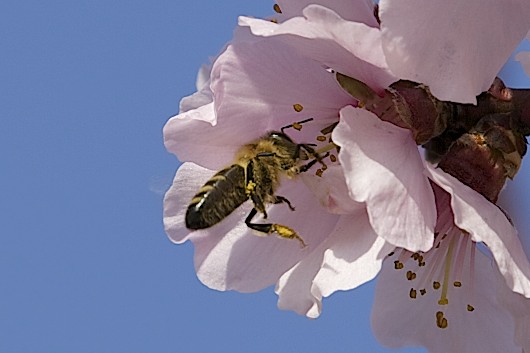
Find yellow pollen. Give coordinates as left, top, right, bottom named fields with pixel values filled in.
left=330, top=154, right=337, bottom=162
left=316, top=135, right=327, bottom=142
left=433, top=281, right=441, bottom=290
left=467, top=304, right=475, bottom=312
left=273, top=3, right=282, bottom=13
left=321, top=164, right=327, bottom=171
left=293, top=103, right=304, bottom=112
left=406, top=271, right=416, bottom=281
left=436, top=311, right=448, bottom=329
left=394, top=260, right=404, bottom=270
left=315, top=169, right=323, bottom=177
left=420, top=289, right=426, bottom=296
left=409, top=288, right=417, bottom=299
left=453, top=281, right=462, bottom=287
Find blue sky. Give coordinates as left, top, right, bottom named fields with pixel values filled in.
left=2, top=1, right=529, bottom=352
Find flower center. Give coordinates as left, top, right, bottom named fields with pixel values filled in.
left=390, top=229, right=477, bottom=329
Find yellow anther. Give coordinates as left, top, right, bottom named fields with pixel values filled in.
left=438, top=298, right=449, bottom=305
left=406, top=271, right=416, bottom=281
left=330, top=154, right=337, bottom=162
left=453, top=281, right=462, bottom=287
left=316, top=135, right=327, bottom=142
left=315, top=169, right=323, bottom=177
left=273, top=3, right=282, bottom=13
left=387, top=251, right=395, bottom=257
left=436, top=311, right=448, bottom=329
left=270, top=18, right=278, bottom=23
left=420, top=289, right=426, bottom=296
left=409, top=288, right=417, bottom=299
left=433, top=281, right=441, bottom=290
left=394, top=261, right=404, bottom=270
left=467, top=305, right=475, bottom=312
left=293, top=103, right=304, bottom=112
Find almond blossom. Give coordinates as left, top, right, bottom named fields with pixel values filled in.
left=165, top=0, right=530, bottom=351
left=163, top=36, right=395, bottom=304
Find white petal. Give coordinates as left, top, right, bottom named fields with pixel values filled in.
left=372, top=249, right=521, bottom=353
left=333, top=106, right=436, bottom=252
left=239, top=5, right=397, bottom=92
left=427, top=165, right=530, bottom=297
left=276, top=211, right=392, bottom=318
left=380, top=0, right=530, bottom=103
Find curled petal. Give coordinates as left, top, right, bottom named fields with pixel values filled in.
left=372, top=249, right=521, bottom=353
left=276, top=0, right=379, bottom=27
left=426, top=165, right=530, bottom=297
left=239, top=5, right=397, bottom=92
left=276, top=211, right=392, bottom=318
left=379, top=0, right=530, bottom=103
left=163, top=104, right=243, bottom=170
left=333, top=106, right=436, bottom=252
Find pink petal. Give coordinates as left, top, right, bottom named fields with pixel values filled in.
left=372, top=249, right=521, bottom=353
left=210, top=38, right=354, bottom=131
left=163, top=104, right=243, bottom=170
left=163, top=162, right=219, bottom=244
left=499, top=288, right=530, bottom=352
left=239, top=5, right=397, bottom=92
left=276, top=0, right=379, bottom=27
left=333, top=106, right=436, bottom=252
left=276, top=211, right=393, bottom=318
left=192, top=178, right=341, bottom=292
left=379, top=0, right=530, bottom=103
left=426, top=165, right=530, bottom=297
left=301, top=165, right=364, bottom=214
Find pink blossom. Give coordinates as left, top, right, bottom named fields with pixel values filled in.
left=164, top=0, right=530, bottom=350
left=163, top=37, right=394, bottom=306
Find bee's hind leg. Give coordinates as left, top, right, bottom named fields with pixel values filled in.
left=244, top=208, right=306, bottom=248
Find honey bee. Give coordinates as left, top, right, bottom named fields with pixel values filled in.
left=185, top=120, right=326, bottom=247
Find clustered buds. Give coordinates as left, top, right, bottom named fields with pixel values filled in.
left=337, top=73, right=530, bottom=203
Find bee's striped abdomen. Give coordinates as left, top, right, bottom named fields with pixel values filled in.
left=185, top=164, right=248, bottom=230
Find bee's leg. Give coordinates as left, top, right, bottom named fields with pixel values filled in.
left=274, top=195, right=295, bottom=211
left=245, top=208, right=307, bottom=248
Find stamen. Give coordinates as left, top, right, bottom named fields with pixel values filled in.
left=438, top=235, right=456, bottom=305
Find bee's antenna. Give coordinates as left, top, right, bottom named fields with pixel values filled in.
left=281, top=118, right=314, bottom=134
